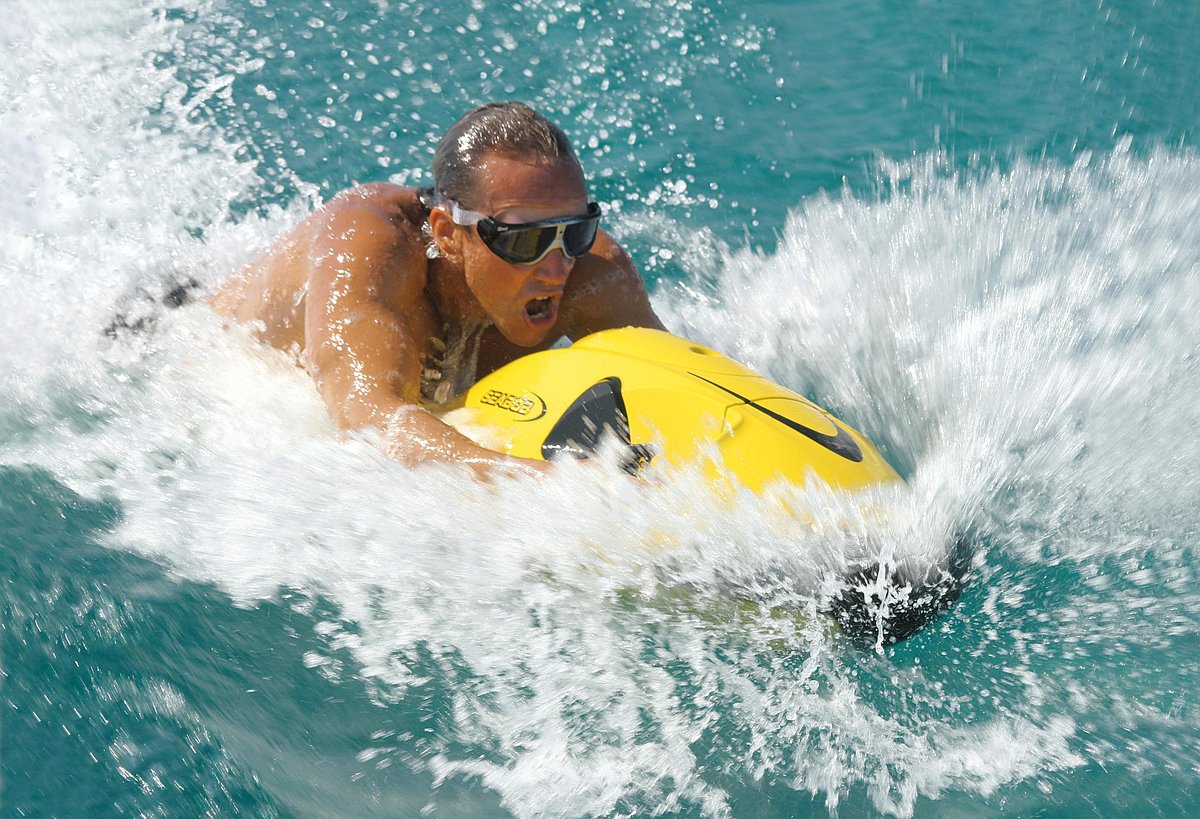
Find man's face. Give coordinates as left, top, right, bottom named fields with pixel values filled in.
left=460, top=153, right=589, bottom=347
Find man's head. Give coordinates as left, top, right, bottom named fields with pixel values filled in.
left=428, top=103, right=597, bottom=347
left=432, top=101, right=581, bottom=208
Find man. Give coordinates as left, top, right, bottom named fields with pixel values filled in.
left=212, top=102, right=665, bottom=477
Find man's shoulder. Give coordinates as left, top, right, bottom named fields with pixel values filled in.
left=314, top=183, right=430, bottom=273
left=323, top=182, right=427, bottom=235
left=305, top=183, right=432, bottom=299
left=563, top=250, right=645, bottom=302
left=335, top=181, right=424, bottom=208
left=559, top=236, right=664, bottom=338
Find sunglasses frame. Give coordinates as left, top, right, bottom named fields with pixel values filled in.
left=447, top=200, right=602, bottom=265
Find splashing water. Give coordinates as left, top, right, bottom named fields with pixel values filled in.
left=4, top=1, right=1200, bottom=817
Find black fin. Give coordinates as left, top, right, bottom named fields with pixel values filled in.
left=541, top=377, right=654, bottom=475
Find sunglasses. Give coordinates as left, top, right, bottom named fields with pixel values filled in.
left=447, top=200, right=602, bottom=265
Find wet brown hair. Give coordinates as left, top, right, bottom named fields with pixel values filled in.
left=431, top=102, right=581, bottom=209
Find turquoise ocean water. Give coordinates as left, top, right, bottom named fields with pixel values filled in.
left=3, top=0, right=1199, bottom=816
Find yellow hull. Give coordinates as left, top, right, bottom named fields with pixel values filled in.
left=449, top=328, right=967, bottom=646
left=452, top=328, right=901, bottom=494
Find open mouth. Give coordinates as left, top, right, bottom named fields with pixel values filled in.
left=525, top=296, right=553, bottom=322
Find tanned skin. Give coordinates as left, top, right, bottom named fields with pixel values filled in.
left=211, top=153, right=665, bottom=477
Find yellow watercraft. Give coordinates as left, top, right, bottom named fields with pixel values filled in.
left=455, top=327, right=901, bottom=493
left=449, top=327, right=963, bottom=645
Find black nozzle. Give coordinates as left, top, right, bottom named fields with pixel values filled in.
left=827, top=534, right=973, bottom=647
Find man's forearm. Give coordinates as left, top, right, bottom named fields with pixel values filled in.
left=382, top=403, right=550, bottom=479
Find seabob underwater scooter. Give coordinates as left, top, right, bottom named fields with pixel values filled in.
left=446, top=328, right=966, bottom=645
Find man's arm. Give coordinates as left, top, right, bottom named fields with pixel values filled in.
left=302, top=192, right=548, bottom=478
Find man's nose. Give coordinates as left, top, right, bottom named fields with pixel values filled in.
left=533, top=250, right=572, bottom=285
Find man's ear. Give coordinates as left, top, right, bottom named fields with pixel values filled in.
left=428, top=207, right=463, bottom=260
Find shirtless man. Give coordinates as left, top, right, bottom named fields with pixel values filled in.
left=212, top=101, right=665, bottom=476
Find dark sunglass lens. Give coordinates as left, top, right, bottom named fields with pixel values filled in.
left=493, top=226, right=557, bottom=263
left=562, top=218, right=599, bottom=258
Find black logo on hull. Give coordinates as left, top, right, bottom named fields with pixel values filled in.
left=689, top=373, right=863, bottom=462
left=479, top=388, right=548, bottom=422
